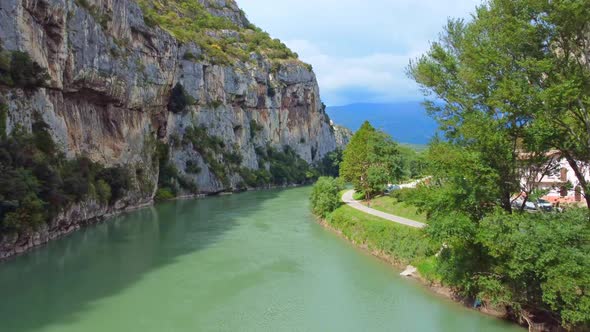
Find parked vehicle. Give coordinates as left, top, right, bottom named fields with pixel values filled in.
left=384, top=185, right=401, bottom=195
left=512, top=199, right=537, bottom=211
left=535, top=199, right=553, bottom=212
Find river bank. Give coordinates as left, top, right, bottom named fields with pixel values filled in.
left=315, top=203, right=532, bottom=331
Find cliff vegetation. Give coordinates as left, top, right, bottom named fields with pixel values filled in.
left=137, top=0, right=298, bottom=65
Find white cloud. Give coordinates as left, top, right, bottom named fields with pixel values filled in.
left=238, top=0, right=481, bottom=104
left=284, top=39, right=423, bottom=105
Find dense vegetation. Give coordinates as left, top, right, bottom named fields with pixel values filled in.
left=314, top=148, right=343, bottom=178
left=0, top=48, right=138, bottom=234
left=0, top=120, right=132, bottom=234
left=137, top=0, right=298, bottom=65
left=254, top=144, right=316, bottom=186
left=405, top=0, right=590, bottom=328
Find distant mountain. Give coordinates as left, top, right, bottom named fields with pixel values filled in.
left=326, top=102, right=438, bottom=145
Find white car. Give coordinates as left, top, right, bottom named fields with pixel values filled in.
left=535, top=199, right=553, bottom=212
left=512, top=199, right=537, bottom=211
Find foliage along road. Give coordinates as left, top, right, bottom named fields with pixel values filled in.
left=342, top=190, right=426, bottom=229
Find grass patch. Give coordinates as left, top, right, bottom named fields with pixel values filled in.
left=362, top=195, right=427, bottom=223
left=414, top=256, right=441, bottom=282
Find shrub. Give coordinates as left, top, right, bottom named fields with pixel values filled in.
left=0, top=102, right=7, bottom=139
left=208, top=99, right=223, bottom=109
left=353, top=191, right=365, bottom=201
left=390, top=188, right=417, bottom=203
left=177, top=175, right=198, bottom=194
left=3, top=193, right=45, bottom=230
left=183, top=52, right=200, bottom=61
left=249, top=120, right=263, bottom=139
left=7, top=51, right=49, bottom=88
left=223, top=150, right=242, bottom=166
left=310, top=177, right=343, bottom=218
left=98, top=167, right=131, bottom=203
left=182, top=125, right=239, bottom=187
left=168, top=83, right=195, bottom=113
left=155, top=188, right=175, bottom=201
left=185, top=160, right=201, bottom=174
left=474, top=209, right=590, bottom=328
left=95, top=179, right=112, bottom=203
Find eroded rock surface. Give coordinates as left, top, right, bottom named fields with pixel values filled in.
left=0, top=0, right=346, bottom=258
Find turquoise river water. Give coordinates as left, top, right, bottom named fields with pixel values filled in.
left=0, top=187, right=523, bottom=331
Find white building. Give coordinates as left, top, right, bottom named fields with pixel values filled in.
left=521, top=151, right=589, bottom=204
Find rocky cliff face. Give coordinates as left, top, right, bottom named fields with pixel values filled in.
left=0, top=0, right=345, bottom=258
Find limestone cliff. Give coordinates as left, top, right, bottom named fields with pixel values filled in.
left=0, top=0, right=345, bottom=258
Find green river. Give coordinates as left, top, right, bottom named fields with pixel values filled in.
left=0, top=187, right=523, bottom=331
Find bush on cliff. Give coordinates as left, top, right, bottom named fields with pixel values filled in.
left=168, top=83, right=195, bottom=114
left=0, top=120, right=132, bottom=234
left=310, top=177, right=343, bottom=218
left=136, top=0, right=298, bottom=64
left=155, top=141, right=199, bottom=196
left=0, top=44, right=49, bottom=89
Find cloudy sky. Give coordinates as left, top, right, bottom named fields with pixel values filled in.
left=239, top=0, right=482, bottom=106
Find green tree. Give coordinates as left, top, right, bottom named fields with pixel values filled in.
left=3, top=193, right=45, bottom=230
left=309, top=177, right=343, bottom=218
left=340, top=121, right=403, bottom=200
left=410, top=0, right=590, bottom=210
left=316, top=148, right=343, bottom=177
left=407, top=0, right=590, bottom=328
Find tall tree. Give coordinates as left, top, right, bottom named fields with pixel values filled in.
left=408, top=0, right=578, bottom=212
left=340, top=121, right=403, bottom=200
left=407, top=1, right=590, bottom=328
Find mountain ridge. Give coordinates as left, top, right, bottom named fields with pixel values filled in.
left=326, top=101, right=438, bottom=145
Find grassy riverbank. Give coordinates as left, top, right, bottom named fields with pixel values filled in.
left=322, top=192, right=438, bottom=281
left=316, top=193, right=525, bottom=327
left=361, top=195, right=427, bottom=223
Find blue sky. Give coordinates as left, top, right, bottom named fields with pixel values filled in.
left=239, top=0, right=481, bottom=106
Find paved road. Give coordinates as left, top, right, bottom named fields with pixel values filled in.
left=342, top=190, right=426, bottom=229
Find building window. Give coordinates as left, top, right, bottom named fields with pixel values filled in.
left=560, top=168, right=568, bottom=182
left=560, top=186, right=568, bottom=197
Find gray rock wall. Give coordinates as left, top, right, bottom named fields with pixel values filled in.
left=0, top=0, right=343, bottom=257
